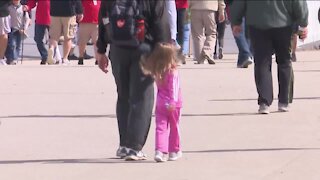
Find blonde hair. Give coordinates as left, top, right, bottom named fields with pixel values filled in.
left=140, top=43, right=179, bottom=80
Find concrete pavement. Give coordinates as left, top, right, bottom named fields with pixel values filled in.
left=0, top=51, right=320, bottom=180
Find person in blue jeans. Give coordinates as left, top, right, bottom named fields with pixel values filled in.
left=182, top=23, right=190, bottom=56
left=23, top=0, right=50, bottom=65
left=233, top=19, right=253, bottom=68
left=226, top=0, right=252, bottom=68
left=6, top=0, right=30, bottom=65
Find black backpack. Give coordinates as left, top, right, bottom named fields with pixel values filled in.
left=107, top=0, right=145, bottom=47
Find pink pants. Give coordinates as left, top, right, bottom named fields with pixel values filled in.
left=155, top=106, right=181, bottom=153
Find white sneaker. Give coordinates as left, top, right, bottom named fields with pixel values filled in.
left=116, top=146, right=128, bottom=158
left=0, top=59, right=7, bottom=65
left=258, top=104, right=270, bottom=114
left=278, top=103, right=289, bottom=112
left=61, top=58, right=70, bottom=65
left=124, top=149, right=147, bottom=161
left=154, top=151, right=167, bottom=162
left=47, top=48, right=55, bottom=65
left=168, top=151, right=182, bottom=161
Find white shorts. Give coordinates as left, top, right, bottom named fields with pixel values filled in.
left=0, top=16, right=10, bottom=35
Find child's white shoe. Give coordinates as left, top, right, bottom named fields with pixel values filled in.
left=0, top=58, right=7, bottom=65
left=154, top=151, right=167, bottom=162
left=168, top=151, right=182, bottom=161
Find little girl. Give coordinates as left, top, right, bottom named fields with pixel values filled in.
left=140, top=43, right=183, bottom=162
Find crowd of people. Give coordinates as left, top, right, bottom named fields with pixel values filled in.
left=0, top=0, right=309, bottom=162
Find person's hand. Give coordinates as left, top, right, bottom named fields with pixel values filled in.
left=96, top=53, right=109, bottom=73
left=298, top=27, right=308, bottom=41
left=22, top=5, right=29, bottom=12
left=76, top=14, right=84, bottom=22
left=232, top=25, right=242, bottom=37
left=218, top=12, right=225, bottom=23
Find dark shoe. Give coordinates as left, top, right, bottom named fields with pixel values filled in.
left=78, top=57, right=84, bottom=65
left=195, top=55, right=215, bottom=64
left=207, top=58, right=215, bottom=64
left=125, top=149, right=147, bottom=161
left=218, top=47, right=223, bottom=59
left=68, top=54, right=78, bottom=60
left=95, top=60, right=98, bottom=65
left=87, top=41, right=94, bottom=46
left=205, top=55, right=215, bottom=64
left=84, top=51, right=94, bottom=59
left=40, top=60, right=46, bottom=65
left=213, top=53, right=218, bottom=60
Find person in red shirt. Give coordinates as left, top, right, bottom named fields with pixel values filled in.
left=23, top=0, right=50, bottom=64
left=77, top=0, right=101, bottom=65
left=175, top=0, right=188, bottom=64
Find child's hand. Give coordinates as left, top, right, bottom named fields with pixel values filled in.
left=166, top=104, right=176, bottom=112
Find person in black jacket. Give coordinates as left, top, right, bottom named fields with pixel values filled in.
left=0, top=0, right=11, bottom=65
left=46, top=0, right=83, bottom=65
left=96, top=0, right=166, bottom=161
left=231, top=0, right=308, bottom=114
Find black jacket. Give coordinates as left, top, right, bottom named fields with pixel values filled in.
left=96, top=0, right=166, bottom=53
left=50, top=0, right=83, bottom=17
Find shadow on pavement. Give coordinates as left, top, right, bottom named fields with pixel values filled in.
left=0, top=114, right=116, bottom=119
left=184, top=147, right=320, bottom=154
left=209, top=96, right=320, bottom=102
left=0, top=158, right=155, bottom=164
left=0, top=112, right=261, bottom=119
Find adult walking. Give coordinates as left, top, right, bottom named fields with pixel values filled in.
left=47, top=0, right=83, bottom=65
left=231, top=0, right=308, bottom=114
left=23, top=0, right=50, bottom=65
left=0, top=0, right=11, bottom=65
left=96, top=0, right=166, bottom=160
left=176, top=0, right=188, bottom=49
left=175, top=0, right=188, bottom=64
left=226, top=0, right=253, bottom=68
left=213, top=11, right=226, bottom=60
left=190, top=0, right=226, bottom=64
left=77, top=0, right=101, bottom=65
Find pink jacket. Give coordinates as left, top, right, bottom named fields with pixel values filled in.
left=156, top=69, right=182, bottom=108
left=27, top=0, right=50, bottom=25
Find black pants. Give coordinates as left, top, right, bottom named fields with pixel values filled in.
left=110, top=44, right=154, bottom=151
left=176, top=8, right=187, bottom=46
left=214, top=12, right=226, bottom=55
left=249, top=26, right=294, bottom=106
